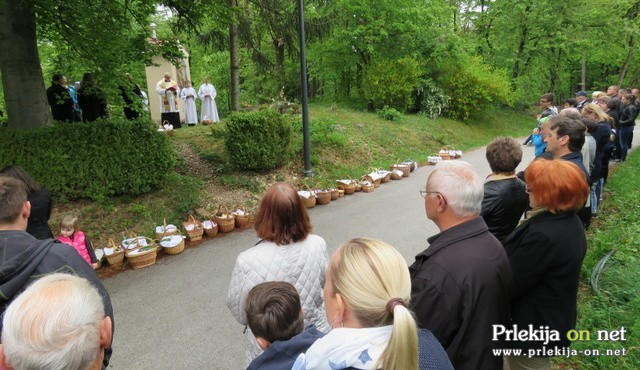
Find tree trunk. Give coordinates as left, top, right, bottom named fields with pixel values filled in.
left=0, top=0, right=52, bottom=128
left=618, top=35, right=635, bottom=86
left=229, top=0, right=240, bottom=111
left=512, top=5, right=531, bottom=79
left=273, top=38, right=285, bottom=89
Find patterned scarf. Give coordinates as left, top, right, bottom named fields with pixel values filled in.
left=292, top=326, right=392, bottom=370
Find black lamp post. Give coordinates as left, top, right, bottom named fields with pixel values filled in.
left=298, top=0, right=313, bottom=177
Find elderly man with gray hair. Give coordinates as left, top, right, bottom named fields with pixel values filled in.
left=0, top=273, right=112, bottom=370
left=410, top=161, right=512, bottom=370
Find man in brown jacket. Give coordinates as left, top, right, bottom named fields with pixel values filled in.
left=410, top=161, right=512, bottom=370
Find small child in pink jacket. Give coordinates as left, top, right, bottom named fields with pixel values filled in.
left=58, top=215, right=100, bottom=269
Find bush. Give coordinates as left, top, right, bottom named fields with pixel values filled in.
left=363, top=57, right=421, bottom=111
left=376, top=106, right=403, bottom=121
left=414, top=80, right=451, bottom=119
left=438, top=56, right=514, bottom=122
left=225, top=110, right=293, bottom=170
left=0, top=118, right=176, bottom=200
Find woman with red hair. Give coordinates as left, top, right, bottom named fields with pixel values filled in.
left=227, top=182, right=330, bottom=365
left=502, top=159, right=589, bottom=370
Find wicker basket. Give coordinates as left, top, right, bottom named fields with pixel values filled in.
left=314, top=189, right=332, bottom=205
left=363, top=173, right=382, bottom=188
left=161, top=120, right=175, bottom=136
left=201, top=116, right=213, bottom=125
left=338, top=189, right=345, bottom=197
left=377, top=169, right=392, bottom=183
left=329, top=188, right=339, bottom=200
left=104, top=238, right=125, bottom=265
left=390, top=169, right=403, bottom=180
left=354, top=181, right=363, bottom=192
left=159, top=233, right=185, bottom=255
left=298, top=186, right=317, bottom=208
left=427, top=154, right=443, bottom=165
left=202, top=218, right=219, bottom=237
left=125, top=236, right=158, bottom=269
left=391, top=162, right=411, bottom=177
left=361, top=180, right=375, bottom=193
left=336, top=178, right=356, bottom=195
left=403, top=159, right=418, bottom=172
left=233, top=205, right=252, bottom=229
left=155, top=218, right=179, bottom=240
left=439, top=146, right=452, bottom=160
left=214, top=205, right=235, bottom=233
left=182, top=214, right=204, bottom=242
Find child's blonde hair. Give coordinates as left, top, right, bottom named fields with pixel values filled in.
left=60, top=215, right=79, bottom=230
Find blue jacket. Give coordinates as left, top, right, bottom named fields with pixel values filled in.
left=531, top=133, right=546, bottom=157
left=247, top=325, right=324, bottom=370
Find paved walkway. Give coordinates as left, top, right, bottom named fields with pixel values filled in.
left=104, top=128, right=638, bottom=369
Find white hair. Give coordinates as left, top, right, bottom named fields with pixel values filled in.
left=428, top=161, right=483, bottom=217
left=2, top=273, right=104, bottom=370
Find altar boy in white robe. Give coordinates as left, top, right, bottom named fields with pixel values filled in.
left=156, top=72, right=180, bottom=113
left=198, top=77, right=220, bottom=123
left=180, top=80, right=198, bottom=126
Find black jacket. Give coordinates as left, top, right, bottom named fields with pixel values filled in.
left=0, top=230, right=113, bottom=365
left=410, top=217, right=512, bottom=370
left=618, top=103, right=637, bottom=127
left=590, top=122, right=612, bottom=181
left=481, top=176, right=528, bottom=244
left=503, top=211, right=586, bottom=351
left=26, top=188, right=53, bottom=240
left=248, top=325, right=323, bottom=370
left=46, top=83, right=74, bottom=121
left=78, top=86, right=108, bottom=122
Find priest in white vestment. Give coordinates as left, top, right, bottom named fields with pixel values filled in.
left=156, top=72, right=180, bottom=113
left=180, top=80, right=198, bottom=125
left=198, top=77, right=220, bottom=123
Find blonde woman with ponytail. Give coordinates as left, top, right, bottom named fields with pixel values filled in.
left=293, top=238, right=452, bottom=370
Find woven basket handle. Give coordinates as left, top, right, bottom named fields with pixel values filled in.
left=217, top=204, right=230, bottom=215
left=303, top=184, right=316, bottom=197
left=108, top=238, right=117, bottom=249
left=346, top=174, right=355, bottom=184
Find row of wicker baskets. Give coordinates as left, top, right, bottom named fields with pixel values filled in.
left=298, top=160, right=418, bottom=208
left=103, top=206, right=254, bottom=269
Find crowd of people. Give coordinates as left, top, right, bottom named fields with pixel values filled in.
left=219, top=147, right=591, bottom=370
left=0, top=86, right=629, bottom=369
left=527, top=85, right=638, bottom=220
left=46, top=72, right=148, bottom=122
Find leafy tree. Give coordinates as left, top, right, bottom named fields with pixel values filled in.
left=0, top=0, right=190, bottom=129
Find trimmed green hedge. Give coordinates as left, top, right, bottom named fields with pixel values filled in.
left=0, top=118, right=176, bottom=200
left=224, top=110, right=293, bottom=171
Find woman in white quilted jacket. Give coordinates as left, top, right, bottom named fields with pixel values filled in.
left=227, top=182, right=330, bottom=365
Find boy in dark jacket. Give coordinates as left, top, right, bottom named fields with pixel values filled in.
left=245, top=282, right=323, bottom=370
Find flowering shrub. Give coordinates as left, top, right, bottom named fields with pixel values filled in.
left=415, top=80, right=451, bottom=119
